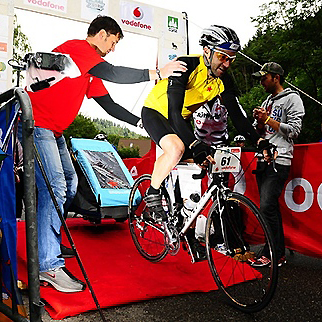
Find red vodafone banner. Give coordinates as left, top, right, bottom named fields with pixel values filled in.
left=124, top=142, right=322, bottom=259
left=240, top=143, right=322, bottom=259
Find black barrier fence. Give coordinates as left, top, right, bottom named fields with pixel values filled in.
left=0, top=88, right=42, bottom=321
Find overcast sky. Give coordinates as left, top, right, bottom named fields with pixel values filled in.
left=15, top=0, right=268, bottom=135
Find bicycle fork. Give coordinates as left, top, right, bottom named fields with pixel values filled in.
left=216, top=189, right=233, bottom=256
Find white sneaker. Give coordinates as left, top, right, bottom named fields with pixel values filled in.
left=39, top=267, right=86, bottom=293
left=215, top=243, right=229, bottom=255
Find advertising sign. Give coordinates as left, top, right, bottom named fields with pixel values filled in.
left=241, top=143, right=322, bottom=259
left=0, top=14, right=9, bottom=93
left=81, top=0, right=109, bottom=21
left=120, top=1, right=154, bottom=33
left=23, top=0, right=67, bottom=13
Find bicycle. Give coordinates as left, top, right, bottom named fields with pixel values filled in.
left=128, top=146, right=278, bottom=313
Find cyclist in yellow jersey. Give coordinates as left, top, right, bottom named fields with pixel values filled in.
left=141, top=25, right=268, bottom=260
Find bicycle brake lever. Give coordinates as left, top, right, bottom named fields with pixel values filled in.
left=192, top=168, right=206, bottom=180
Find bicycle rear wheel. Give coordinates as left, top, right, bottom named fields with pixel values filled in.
left=205, top=191, right=278, bottom=313
left=128, top=174, right=169, bottom=262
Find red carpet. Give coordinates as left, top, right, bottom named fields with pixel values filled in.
left=17, top=219, right=254, bottom=320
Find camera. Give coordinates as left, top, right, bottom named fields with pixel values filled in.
left=24, top=52, right=68, bottom=71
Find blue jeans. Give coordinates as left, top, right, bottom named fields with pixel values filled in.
left=256, top=162, right=290, bottom=259
left=34, top=127, right=78, bottom=272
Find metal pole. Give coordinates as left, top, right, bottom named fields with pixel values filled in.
left=33, top=145, right=107, bottom=322
left=16, top=88, right=43, bottom=322
left=182, top=12, right=189, bottom=55
left=0, top=302, right=29, bottom=322
left=238, top=51, right=322, bottom=107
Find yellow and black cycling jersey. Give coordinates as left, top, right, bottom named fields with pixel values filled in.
left=143, top=55, right=260, bottom=148
left=144, top=55, right=224, bottom=119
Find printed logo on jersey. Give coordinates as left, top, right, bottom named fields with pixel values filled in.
left=120, top=1, right=154, bottom=32
left=266, top=104, right=283, bottom=134
left=168, top=16, right=178, bottom=33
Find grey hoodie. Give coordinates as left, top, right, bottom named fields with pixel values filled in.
left=257, top=88, right=305, bottom=166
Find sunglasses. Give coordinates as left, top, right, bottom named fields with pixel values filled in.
left=213, top=49, right=236, bottom=63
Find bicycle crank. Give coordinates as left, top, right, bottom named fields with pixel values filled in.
left=162, top=222, right=180, bottom=255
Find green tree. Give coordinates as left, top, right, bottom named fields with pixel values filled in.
left=107, top=134, right=120, bottom=146
left=63, top=114, right=100, bottom=146
left=93, top=118, right=148, bottom=139
left=232, top=1, right=322, bottom=143
left=117, top=146, right=140, bottom=159
left=12, top=14, right=32, bottom=85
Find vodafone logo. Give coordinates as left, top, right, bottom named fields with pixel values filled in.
left=133, top=7, right=144, bottom=20
left=121, top=2, right=153, bottom=32
left=130, top=166, right=138, bottom=177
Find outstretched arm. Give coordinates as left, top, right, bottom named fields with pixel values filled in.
left=149, top=58, right=187, bottom=80
left=88, top=58, right=187, bottom=84
left=93, top=93, right=140, bottom=126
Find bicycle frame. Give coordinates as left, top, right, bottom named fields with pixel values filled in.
left=128, top=146, right=279, bottom=313
left=166, top=147, right=241, bottom=238
left=179, top=181, right=218, bottom=236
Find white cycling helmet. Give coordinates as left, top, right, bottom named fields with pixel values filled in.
left=94, top=133, right=108, bottom=141
left=234, top=135, right=246, bottom=142
left=199, top=25, right=241, bottom=52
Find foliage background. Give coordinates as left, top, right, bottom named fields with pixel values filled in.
left=228, top=0, right=322, bottom=145
left=15, top=0, right=322, bottom=153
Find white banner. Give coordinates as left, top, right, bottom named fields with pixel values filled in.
left=81, top=0, right=109, bottom=21
left=23, top=0, right=67, bottom=14
left=0, top=14, right=9, bottom=93
left=120, top=1, right=154, bottom=33
left=164, top=14, right=185, bottom=37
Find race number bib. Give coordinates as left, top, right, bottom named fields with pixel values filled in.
left=212, top=147, right=241, bottom=173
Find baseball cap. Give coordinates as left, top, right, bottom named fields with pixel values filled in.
left=252, top=62, right=284, bottom=78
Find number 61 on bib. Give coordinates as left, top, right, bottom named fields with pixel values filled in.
left=212, top=147, right=241, bottom=173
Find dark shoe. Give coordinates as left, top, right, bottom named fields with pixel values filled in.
left=278, top=255, right=287, bottom=267
left=39, top=267, right=86, bottom=293
left=186, top=233, right=207, bottom=262
left=58, top=244, right=76, bottom=258
left=144, top=192, right=167, bottom=222
left=248, top=255, right=271, bottom=267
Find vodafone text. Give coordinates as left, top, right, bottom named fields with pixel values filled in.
left=27, top=0, right=65, bottom=11
left=121, top=19, right=152, bottom=30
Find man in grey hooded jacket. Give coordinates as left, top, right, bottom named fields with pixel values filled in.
left=250, top=62, right=305, bottom=267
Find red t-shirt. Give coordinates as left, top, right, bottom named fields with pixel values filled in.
left=27, top=39, right=108, bottom=136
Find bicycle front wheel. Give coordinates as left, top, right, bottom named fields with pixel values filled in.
left=128, top=174, right=169, bottom=262
left=205, top=191, right=278, bottom=313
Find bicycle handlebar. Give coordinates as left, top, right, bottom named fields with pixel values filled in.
left=192, top=169, right=207, bottom=180
left=191, top=142, right=278, bottom=179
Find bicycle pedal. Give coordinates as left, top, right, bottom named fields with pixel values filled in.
left=182, top=241, right=188, bottom=252
left=233, top=251, right=255, bottom=262
left=233, top=253, right=243, bottom=261
left=243, top=251, right=255, bottom=261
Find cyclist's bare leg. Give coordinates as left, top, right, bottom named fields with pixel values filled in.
left=150, top=134, right=185, bottom=189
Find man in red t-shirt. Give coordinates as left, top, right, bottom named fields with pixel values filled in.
left=29, top=16, right=187, bottom=293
